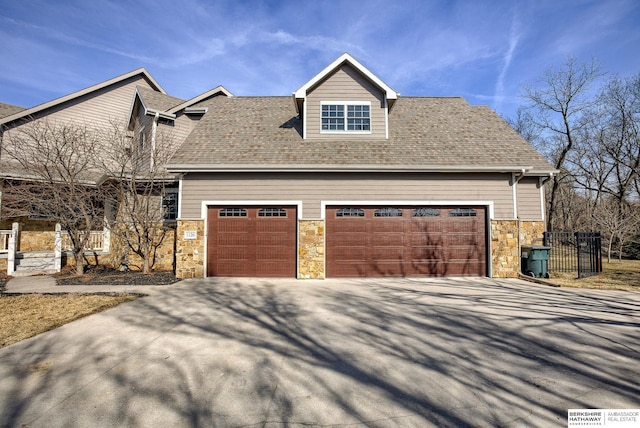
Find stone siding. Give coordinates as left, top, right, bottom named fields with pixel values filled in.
left=491, top=220, right=545, bottom=278
left=298, top=220, right=325, bottom=279
left=175, top=220, right=205, bottom=279
left=105, top=224, right=176, bottom=272
left=19, top=231, right=56, bottom=251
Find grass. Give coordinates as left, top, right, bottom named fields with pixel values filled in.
left=0, top=293, right=137, bottom=348
left=548, top=259, right=640, bottom=292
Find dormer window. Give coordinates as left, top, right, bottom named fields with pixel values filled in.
left=321, top=101, right=370, bottom=133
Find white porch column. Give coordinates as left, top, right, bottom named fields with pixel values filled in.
left=54, top=223, right=62, bottom=272
left=102, top=223, right=111, bottom=253
left=7, top=222, right=19, bottom=276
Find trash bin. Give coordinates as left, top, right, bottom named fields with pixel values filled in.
left=521, top=245, right=551, bottom=278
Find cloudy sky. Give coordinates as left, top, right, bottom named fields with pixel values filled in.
left=1, top=0, right=639, bottom=119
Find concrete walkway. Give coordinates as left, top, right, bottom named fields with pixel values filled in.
left=1, top=277, right=638, bottom=427
left=4, top=275, right=169, bottom=295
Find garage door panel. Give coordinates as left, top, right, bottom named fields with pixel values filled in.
left=371, top=221, right=404, bottom=233
left=331, top=222, right=367, bottom=233
left=327, top=205, right=486, bottom=278
left=370, top=234, right=405, bottom=246
left=411, top=221, right=443, bottom=233
left=333, top=246, right=367, bottom=261
left=371, top=247, right=404, bottom=261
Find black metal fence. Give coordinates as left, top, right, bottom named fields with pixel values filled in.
left=543, top=231, right=602, bottom=278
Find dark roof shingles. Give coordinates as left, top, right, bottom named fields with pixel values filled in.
left=169, top=96, right=552, bottom=171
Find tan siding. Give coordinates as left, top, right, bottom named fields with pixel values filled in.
left=165, top=113, right=199, bottom=153
left=1, top=76, right=155, bottom=164
left=180, top=172, right=518, bottom=220
left=14, top=76, right=153, bottom=129
left=306, top=64, right=386, bottom=140
left=517, top=177, right=543, bottom=220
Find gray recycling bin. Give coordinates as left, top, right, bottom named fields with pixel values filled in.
left=521, top=245, right=551, bottom=278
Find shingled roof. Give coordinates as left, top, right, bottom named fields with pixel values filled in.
left=167, top=96, right=554, bottom=174
left=136, top=86, right=185, bottom=113
left=0, top=102, right=25, bottom=119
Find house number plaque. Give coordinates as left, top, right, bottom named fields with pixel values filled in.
left=183, top=231, right=197, bottom=240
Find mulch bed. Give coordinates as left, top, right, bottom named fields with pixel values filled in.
left=0, top=272, right=7, bottom=293
left=54, top=265, right=180, bottom=286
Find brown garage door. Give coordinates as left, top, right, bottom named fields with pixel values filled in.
left=326, top=206, right=486, bottom=277
left=207, top=206, right=297, bottom=277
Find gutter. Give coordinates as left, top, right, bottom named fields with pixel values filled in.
left=145, top=108, right=176, bottom=120
left=165, top=164, right=546, bottom=174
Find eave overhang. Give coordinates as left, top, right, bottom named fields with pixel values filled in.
left=166, top=164, right=559, bottom=175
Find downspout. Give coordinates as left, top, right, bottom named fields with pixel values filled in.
left=512, top=169, right=526, bottom=275
left=150, top=112, right=159, bottom=170
left=539, top=172, right=554, bottom=231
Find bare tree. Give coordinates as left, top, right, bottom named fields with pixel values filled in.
left=592, top=197, right=640, bottom=262
left=521, top=57, right=604, bottom=230
left=1, top=120, right=104, bottom=275
left=100, top=120, right=176, bottom=274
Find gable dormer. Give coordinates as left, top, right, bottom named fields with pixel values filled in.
left=293, top=53, right=398, bottom=140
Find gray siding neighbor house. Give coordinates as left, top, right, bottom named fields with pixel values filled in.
left=1, top=53, right=555, bottom=279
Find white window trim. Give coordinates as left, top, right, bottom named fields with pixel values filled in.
left=320, top=101, right=372, bottom=134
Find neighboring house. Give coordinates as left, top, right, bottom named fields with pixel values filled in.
left=0, top=68, right=230, bottom=273
left=166, top=53, right=556, bottom=279
left=1, top=53, right=556, bottom=279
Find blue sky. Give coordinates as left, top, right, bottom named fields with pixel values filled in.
left=1, top=0, right=639, bottom=119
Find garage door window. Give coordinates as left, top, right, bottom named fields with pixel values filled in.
left=450, top=208, right=477, bottom=217
left=374, top=207, right=403, bottom=217
left=258, top=207, right=287, bottom=217
left=336, top=208, right=365, bottom=217
left=413, top=207, right=440, bottom=217
left=219, top=208, right=247, bottom=217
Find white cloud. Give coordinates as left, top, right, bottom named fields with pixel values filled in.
left=494, top=9, right=521, bottom=112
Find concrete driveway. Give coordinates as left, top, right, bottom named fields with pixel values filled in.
left=0, top=277, right=638, bottom=427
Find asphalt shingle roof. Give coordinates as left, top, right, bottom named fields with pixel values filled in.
left=168, top=96, right=553, bottom=172
left=137, top=87, right=185, bottom=112
left=0, top=102, right=25, bottom=119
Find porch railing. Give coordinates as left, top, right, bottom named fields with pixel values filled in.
left=0, top=230, right=10, bottom=253
left=61, top=231, right=104, bottom=251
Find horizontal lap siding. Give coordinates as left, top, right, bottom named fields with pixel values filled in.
left=517, top=178, right=543, bottom=220
left=306, top=65, right=386, bottom=140
left=2, top=76, right=156, bottom=167
left=180, top=172, right=518, bottom=219
left=9, top=76, right=154, bottom=129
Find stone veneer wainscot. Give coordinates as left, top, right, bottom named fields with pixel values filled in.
left=175, top=220, right=205, bottom=279
left=298, top=220, right=325, bottom=279
left=491, top=220, right=545, bottom=278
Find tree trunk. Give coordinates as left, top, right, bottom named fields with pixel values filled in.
left=75, top=251, right=85, bottom=275
left=143, top=255, right=151, bottom=274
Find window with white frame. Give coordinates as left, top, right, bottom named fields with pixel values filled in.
left=321, top=102, right=370, bottom=132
